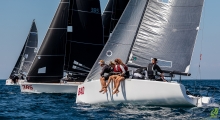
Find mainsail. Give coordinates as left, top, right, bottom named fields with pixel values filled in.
left=86, top=0, right=204, bottom=81
left=64, top=0, right=104, bottom=81
left=9, top=19, right=38, bottom=77
left=27, top=0, right=104, bottom=83
left=129, top=0, right=204, bottom=73
left=27, top=0, right=69, bottom=83
left=102, top=0, right=129, bottom=43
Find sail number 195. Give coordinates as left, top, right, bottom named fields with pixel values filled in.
left=91, top=8, right=99, bottom=14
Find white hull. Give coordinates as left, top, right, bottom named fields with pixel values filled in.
left=20, top=82, right=82, bottom=93
left=76, top=79, right=214, bottom=107
left=5, top=79, right=25, bottom=85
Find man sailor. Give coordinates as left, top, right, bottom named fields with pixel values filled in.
left=147, top=58, right=166, bottom=82
left=98, top=60, right=112, bottom=93
left=12, top=75, right=19, bottom=84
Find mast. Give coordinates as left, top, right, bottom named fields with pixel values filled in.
left=27, top=0, right=69, bottom=83
left=9, top=19, right=38, bottom=78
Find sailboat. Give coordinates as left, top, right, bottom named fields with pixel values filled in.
left=6, top=19, right=38, bottom=85
left=76, top=0, right=214, bottom=106
left=20, top=0, right=104, bottom=93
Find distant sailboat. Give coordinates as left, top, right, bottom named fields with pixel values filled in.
left=6, top=19, right=38, bottom=85
left=20, top=0, right=104, bottom=93
left=76, top=0, right=214, bottom=106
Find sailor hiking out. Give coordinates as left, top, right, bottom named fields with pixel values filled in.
left=103, top=58, right=128, bottom=94
left=98, top=60, right=112, bottom=93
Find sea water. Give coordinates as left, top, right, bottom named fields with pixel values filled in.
left=0, top=80, right=220, bottom=119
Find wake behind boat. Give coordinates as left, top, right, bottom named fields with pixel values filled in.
left=6, top=19, right=38, bottom=85
left=76, top=0, right=215, bottom=106
left=20, top=0, right=104, bottom=93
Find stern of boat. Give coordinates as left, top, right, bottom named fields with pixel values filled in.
left=197, top=97, right=215, bottom=107
left=6, top=79, right=25, bottom=85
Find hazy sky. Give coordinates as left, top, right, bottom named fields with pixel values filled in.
left=0, top=0, right=220, bottom=79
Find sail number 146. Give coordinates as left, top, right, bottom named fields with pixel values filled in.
left=22, top=85, right=33, bottom=90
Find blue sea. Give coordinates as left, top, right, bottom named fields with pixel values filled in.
left=0, top=80, right=220, bottom=120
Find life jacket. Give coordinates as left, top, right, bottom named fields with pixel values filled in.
left=123, top=64, right=128, bottom=71
left=147, top=63, right=156, bottom=77
left=113, top=65, right=123, bottom=73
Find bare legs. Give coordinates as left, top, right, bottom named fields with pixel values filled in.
left=105, top=75, right=118, bottom=88
left=99, top=77, right=106, bottom=93
left=102, top=75, right=118, bottom=94
left=113, top=76, right=125, bottom=94
left=101, top=75, right=125, bottom=94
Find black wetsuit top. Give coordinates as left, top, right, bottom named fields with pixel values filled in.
left=146, top=63, right=163, bottom=79
left=100, top=64, right=111, bottom=77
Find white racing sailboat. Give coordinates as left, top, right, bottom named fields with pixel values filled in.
left=20, top=0, right=104, bottom=93
left=76, top=0, right=214, bottom=106
left=6, top=19, right=38, bottom=85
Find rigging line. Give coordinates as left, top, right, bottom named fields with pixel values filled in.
left=108, top=0, right=115, bottom=36
left=198, top=0, right=206, bottom=80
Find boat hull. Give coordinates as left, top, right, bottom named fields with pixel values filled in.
left=76, top=79, right=213, bottom=106
left=5, top=79, right=25, bottom=85
left=20, top=82, right=82, bottom=93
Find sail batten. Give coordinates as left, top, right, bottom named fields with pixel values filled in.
left=70, top=9, right=101, bottom=14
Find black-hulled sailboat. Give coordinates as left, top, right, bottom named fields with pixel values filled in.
left=20, top=0, right=104, bottom=93
left=6, top=19, right=38, bottom=85
left=76, top=0, right=214, bottom=106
